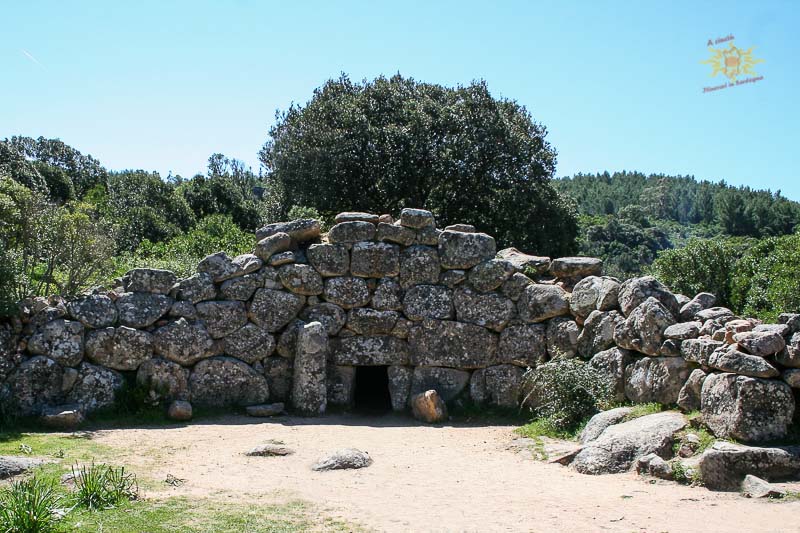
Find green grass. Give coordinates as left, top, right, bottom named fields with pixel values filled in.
left=515, top=417, right=586, bottom=441
left=672, top=426, right=716, bottom=456
left=621, top=403, right=664, bottom=422
left=0, top=431, right=113, bottom=462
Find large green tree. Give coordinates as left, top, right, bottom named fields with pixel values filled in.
left=259, top=74, right=577, bottom=256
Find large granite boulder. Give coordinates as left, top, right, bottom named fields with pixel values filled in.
left=617, top=276, right=679, bottom=318
left=291, top=322, right=328, bottom=416
left=497, top=324, right=547, bottom=367
left=589, top=347, right=633, bottom=402
left=350, top=242, right=400, bottom=278
left=577, top=310, right=623, bottom=359
left=733, top=331, right=786, bottom=357
left=546, top=317, right=580, bottom=359
left=410, top=366, right=470, bottom=403
left=496, top=248, right=550, bottom=275
left=438, top=230, right=496, bottom=269
left=403, top=285, right=453, bottom=321
left=322, top=277, right=370, bottom=309
left=399, top=208, right=435, bottom=228
left=701, top=373, right=795, bottom=443
left=579, top=406, right=634, bottom=444
left=123, top=268, right=177, bottom=294
left=388, top=365, right=412, bottom=411
left=28, top=319, right=84, bottom=367
left=468, top=260, right=515, bottom=293
left=624, top=356, right=690, bottom=404
left=85, top=326, right=153, bottom=371
left=376, top=222, right=415, bottom=246
left=0, top=356, right=64, bottom=416
left=663, top=322, right=701, bottom=341
left=677, top=368, right=707, bottom=412
left=173, top=273, right=217, bottom=303
left=306, top=244, right=349, bottom=277
left=613, top=297, right=676, bottom=356
left=549, top=257, right=602, bottom=279
left=136, top=358, right=190, bottom=403
left=222, top=323, right=275, bottom=364
left=399, top=245, right=440, bottom=288
left=300, top=303, right=347, bottom=336
left=197, top=252, right=240, bottom=282
left=66, top=295, right=117, bottom=328
left=248, top=288, right=305, bottom=331
left=681, top=338, right=723, bottom=365
left=190, top=356, right=269, bottom=407
left=572, top=412, right=686, bottom=474
left=517, top=284, right=570, bottom=323
left=679, top=292, right=716, bottom=321
left=66, top=362, right=124, bottom=413
left=707, top=347, right=779, bottom=378
left=218, top=272, right=263, bottom=301
left=371, top=278, right=402, bottom=311
left=196, top=301, right=248, bottom=339
left=453, top=288, right=513, bottom=332
left=153, top=318, right=215, bottom=366
left=327, top=221, right=376, bottom=244
left=254, top=232, right=293, bottom=262
left=409, top=319, right=497, bottom=368
left=345, top=308, right=399, bottom=335
left=116, top=292, right=173, bottom=328
left=277, top=264, right=324, bottom=296
left=697, top=441, right=800, bottom=490
left=256, top=218, right=320, bottom=242
left=481, top=364, right=525, bottom=408
left=331, top=336, right=409, bottom=366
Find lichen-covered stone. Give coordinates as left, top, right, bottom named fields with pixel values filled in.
left=496, top=248, right=550, bottom=275
left=415, top=225, right=441, bottom=245
left=708, top=347, right=779, bottom=378
left=0, top=356, right=64, bottom=416
left=264, top=356, right=293, bottom=402
left=28, top=319, right=84, bottom=367
left=275, top=319, right=304, bottom=358
left=624, top=356, right=690, bottom=404
left=618, top=276, right=680, bottom=318
left=248, top=288, right=305, bottom=331
left=331, top=336, right=409, bottom=366
left=438, top=230, right=496, bottom=269
left=327, top=365, right=355, bottom=407
left=376, top=222, right=415, bottom=246
left=681, top=338, right=723, bottom=365
left=136, top=358, right=190, bottom=402
left=190, top=356, right=269, bottom=407
left=196, top=301, right=248, bottom=339
left=219, top=272, right=263, bottom=301
left=256, top=219, right=320, bottom=242
left=123, top=268, right=177, bottom=294
left=306, top=244, right=349, bottom=277
left=677, top=368, right=707, bottom=412
left=549, top=257, right=602, bottom=279
left=278, top=264, right=324, bottom=295
left=197, top=252, right=240, bottom=282
left=173, top=273, right=217, bottom=303
left=497, top=324, right=547, bottom=367
left=350, top=242, right=400, bottom=278
left=453, top=288, right=513, bottom=332
left=254, top=232, right=293, bottom=261
left=399, top=245, right=440, bottom=288
left=517, top=284, right=570, bottom=323
left=409, top=319, right=497, bottom=368
left=66, top=295, right=117, bottom=328
left=334, top=211, right=379, bottom=224
left=299, top=303, right=346, bottom=336
left=613, top=297, right=676, bottom=356
left=501, top=272, right=534, bottom=301
left=320, top=277, right=369, bottom=309
left=153, top=318, right=215, bottom=366
left=222, top=323, right=275, bottom=363
left=698, top=441, right=800, bottom=490
left=577, top=310, right=623, bottom=359
left=468, top=260, right=515, bottom=293
left=66, top=362, right=124, bottom=413
left=589, top=347, right=633, bottom=402
left=370, top=278, right=402, bottom=310
left=403, top=285, right=453, bottom=321
left=733, top=331, right=786, bottom=357
left=346, top=308, right=399, bottom=335
left=546, top=316, right=580, bottom=359
left=116, top=292, right=173, bottom=328
left=702, top=373, right=795, bottom=443
left=328, top=221, right=376, bottom=244
left=679, top=292, right=716, bottom=321
left=291, top=322, right=327, bottom=416
left=482, top=364, right=525, bottom=408
left=388, top=366, right=412, bottom=411
left=410, top=366, right=470, bottom=402
left=664, top=322, right=701, bottom=340
left=85, top=326, right=153, bottom=371
left=399, top=208, right=435, bottom=228
left=232, top=254, right=263, bottom=276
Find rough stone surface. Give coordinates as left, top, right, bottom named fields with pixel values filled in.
left=247, top=441, right=294, bottom=456
left=517, top=284, right=570, bottom=323
left=681, top=338, right=723, bottom=365
left=679, top=292, right=716, bottom=321
left=312, top=448, right=372, bottom=471
left=701, top=373, right=795, bottom=443
left=403, top=285, right=453, bottom=321
left=40, top=405, right=85, bottom=430
left=453, top=288, right=513, bottom=332
left=399, top=245, right=440, bottom=288
left=323, top=277, right=370, bottom=309
left=335, top=212, right=379, bottom=225
left=410, top=366, right=470, bottom=403
left=331, top=336, right=409, bottom=366
left=190, top=356, right=269, bottom=407
left=0, top=456, right=49, bottom=480
left=174, top=273, right=217, bottom=303
left=136, top=358, right=190, bottom=402
left=255, top=232, right=293, bottom=262
left=28, top=319, right=84, bottom=367
left=264, top=356, right=293, bottom=402
left=411, top=390, right=448, bottom=423
left=438, top=230, right=496, bottom=269
left=291, top=322, right=328, bottom=416
left=300, top=303, right=347, bottom=336
left=698, top=441, right=800, bottom=490
left=549, top=257, right=603, bottom=279
left=468, top=260, right=515, bottom=293
left=167, top=400, right=193, bottom=421
left=501, top=272, right=534, bottom=301
left=624, top=356, right=690, bottom=404
left=66, top=295, right=117, bottom=328
left=306, top=244, right=349, bottom=277
left=196, top=301, right=248, bottom=339
left=614, top=297, right=676, bottom=356
left=116, top=292, right=173, bottom=328
left=708, top=347, right=779, bottom=378
left=278, top=264, right=324, bottom=296
left=1, top=356, right=64, bottom=416
left=733, top=331, right=786, bottom=357
left=246, top=403, right=285, bottom=417
left=482, top=364, right=525, bottom=408
left=497, top=324, right=547, bottom=367
left=677, top=368, right=707, bottom=412
left=579, top=407, right=634, bottom=444
left=409, top=319, right=497, bottom=368
left=572, top=412, right=686, bottom=474
left=85, top=326, right=153, bottom=371
left=350, top=242, right=400, bottom=278
left=546, top=317, right=580, bottom=359
left=376, top=222, right=415, bottom=246
left=256, top=219, right=320, bottom=242
left=388, top=366, right=412, bottom=411
left=66, top=362, right=124, bottom=413
left=197, top=252, right=240, bottom=282
left=370, top=278, right=402, bottom=311
left=664, top=322, right=701, bottom=340
left=328, top=221, right=376, bottom=244
left=589, top=347, right=633, bottom=402
left=578, top=310, right=623, bottom=359
left=326, top=365, right=355, bottom=407
left=399, top=208, right=435, bottom=229
left=618, top=276, right=680, bottom=318
left=741, top=474, right=786, bottom=498
left=496, top=248, right=550, bottom=274
left=346, top=308, right=399, bottom=335
left=153, top=319, right=215, bottom=366
left=223, top=323, right=275, bottom=363
left=124, top=268, right=177, bottom=294
left=249, top=288, right=305, bottom=331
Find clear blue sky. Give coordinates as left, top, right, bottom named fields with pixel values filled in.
left=2, top=1, right=798, bottom=198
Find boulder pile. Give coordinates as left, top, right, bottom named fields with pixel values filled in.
left=0, top=208, right=797, bottom=446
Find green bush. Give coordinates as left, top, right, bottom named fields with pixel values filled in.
left=0, top=476, right=62, bottom=533
left=520, top=359, right=613, bottom=434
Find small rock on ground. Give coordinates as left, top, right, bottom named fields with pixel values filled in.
left=741, top=474, right=786, bottom=498
left=0, top=456, right=48, bottom=479
left=312, top=448, right=372, bottom=471
left=245, top=402, right=285, bottom=417
left=246, top=440, right=294, bottom=457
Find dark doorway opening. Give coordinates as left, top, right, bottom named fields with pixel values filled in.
left=353, top=366, right=392, bottom=414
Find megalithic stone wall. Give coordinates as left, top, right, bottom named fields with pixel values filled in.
left=0, top=208, right=798, bottom=443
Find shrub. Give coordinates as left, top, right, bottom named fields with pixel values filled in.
left=0, top=476, right=62, bottom=533
left=520, top=359, right=613, bottom=434
left=73, top=462, right=138, bottom=510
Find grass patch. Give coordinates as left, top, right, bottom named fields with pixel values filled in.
left=515, top=417, right=586, bottom=441
left=0, top=431, right=113, bottom=462
left=621, top=403, right=664, bottom=422
left=672, top=426, right=716, bottom=456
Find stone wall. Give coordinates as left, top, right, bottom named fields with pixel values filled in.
left=0, top=208, right=797, bottom=443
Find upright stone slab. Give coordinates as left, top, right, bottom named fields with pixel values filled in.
left=291, top=321, right=328, bottom=416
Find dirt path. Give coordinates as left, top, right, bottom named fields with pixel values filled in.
left=92, top=413, right=799, bottom=532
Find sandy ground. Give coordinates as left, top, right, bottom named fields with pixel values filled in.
left=90, top=413, right=800, bottom=533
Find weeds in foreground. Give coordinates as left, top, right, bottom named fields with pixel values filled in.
left=515, top=417, right=585, bottom=441
left=622, top=402, right=664, bottom=422
left=0, top=476, right=63, bottom=533
left=73, top=462, right=138, bottom=510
